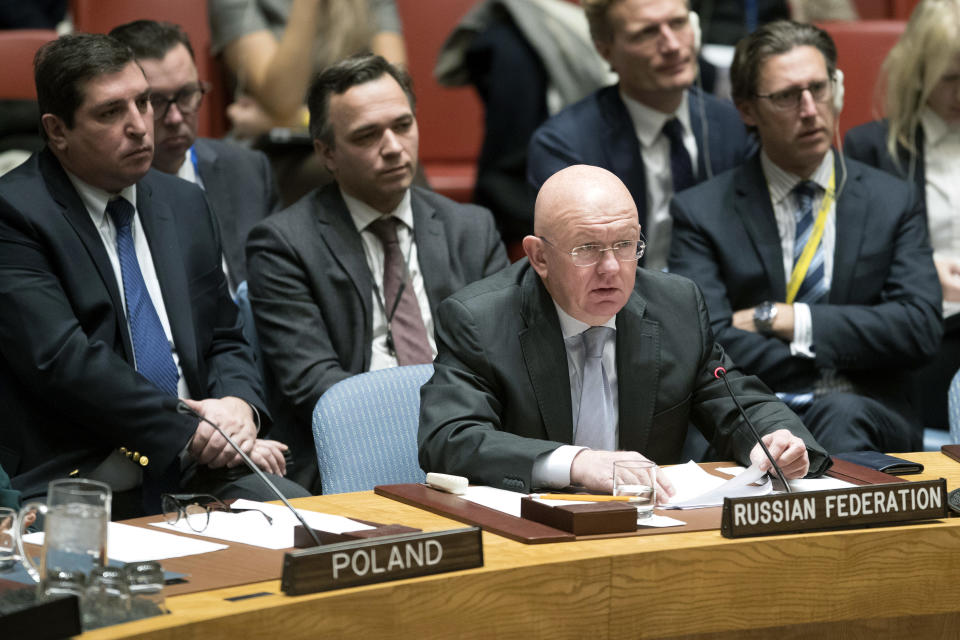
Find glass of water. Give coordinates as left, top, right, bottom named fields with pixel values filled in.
left=613, top=460, right=658, bottom=518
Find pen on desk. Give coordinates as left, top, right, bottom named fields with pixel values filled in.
left=530, top=493, right=642, bottom=502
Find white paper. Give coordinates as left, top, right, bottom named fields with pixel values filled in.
left=149, top=499, right=373, bottom=549
left=787, top=476, right=857, bottom=492
left=461, top=485, right=525, bottom=517
left=23, top=522, right=228, bottom=562
left=662, top=461, right=772, bottom=509
left=637, top=513, right=686, bottom=528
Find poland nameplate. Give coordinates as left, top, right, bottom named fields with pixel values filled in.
left=281, top=527, right=483, bottom=595
left=721, top=479, right=947, bottom=538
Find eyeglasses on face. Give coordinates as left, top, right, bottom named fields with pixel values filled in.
left=161, top=493, right=272, bottom=532
left=754, top=80, right=832, bottom=110
left=539, top=236, right=646, bottom=268
left=149, top=82, right=211, bottom=121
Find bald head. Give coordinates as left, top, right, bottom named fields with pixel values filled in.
left=524, top=165, right=641, bottom=325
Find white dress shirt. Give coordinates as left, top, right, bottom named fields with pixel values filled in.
left=621, top=90, right=698, bottom=271
left=760, top=149, right=836, bottom=358
left=342, top=190, right=437, bottom=370
left=921, top=108, right=960, bottom=318
left=532, top=305, right=618, bottom=489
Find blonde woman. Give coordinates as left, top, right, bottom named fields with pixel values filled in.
left=845, top=0, right=960, bottom=432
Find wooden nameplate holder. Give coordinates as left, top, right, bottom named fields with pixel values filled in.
left=520, top=497, right=637, bottom=535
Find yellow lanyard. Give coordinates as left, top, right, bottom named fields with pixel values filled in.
left=785, top=169, right=835, bottom=305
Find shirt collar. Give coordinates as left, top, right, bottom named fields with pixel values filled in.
left=553, top=301, right=618, bottom=340
left=760, top=148, right=834, bottom=206
left=343, top=189, right=414, bottom=234
left=620, top=89, right=691, bottom=149
left=64, top=169, right=138, bottom=226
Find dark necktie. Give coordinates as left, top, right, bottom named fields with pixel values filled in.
left=792, top=181, right=829, bottom=304
left=367, top=217, right=433, bottom=365
left=106, top=198, right=179, bottom=395
left=662, top=117, right=695, bottom=194
left=575, top=326, right=615, bottom=451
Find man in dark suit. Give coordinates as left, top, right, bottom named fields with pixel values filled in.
left=419, top=164, right=829, bottom=493
left=109, top=20, right=277, bottom=293
left=668, top=21, right=942, bottom=453
left=527, top=0, right=753, bottom=270
left=0, top=34, right=304, bottom=515
left=247, top=54, right=509, bottom=492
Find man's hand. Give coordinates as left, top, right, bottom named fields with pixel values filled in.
left=183, top=396, right=257, bottom=469
left=732, top=303, right=795, bottom=341
left=249, top=439, right=288, bottom=476
left=749, top=428, right=809, bottom=479
left=570, top=450, right=675, bottom=503
left=935, top=258, right=960, bottom=302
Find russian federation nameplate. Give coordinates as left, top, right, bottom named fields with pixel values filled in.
left=721, top=479, right=947, bottom=538
left=281, top=526, right=483, bottom=595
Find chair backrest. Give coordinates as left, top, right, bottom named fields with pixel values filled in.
left=312, top=364, right=433, bottom=494
left=949, top=368, right=960, bottom=445
left=0, top=30, right=58, bottom=100
left=819, top=20, right=906, bottom=141
left=234, top=280, right=266, bottom=384
left=69, top=0, right=228, bottom=138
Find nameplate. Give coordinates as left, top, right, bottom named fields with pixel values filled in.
left=281, top=527, right=483, bottom=595
left=721, top=479, right=947, bottom=538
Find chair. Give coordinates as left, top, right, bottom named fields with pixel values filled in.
left=234, top=280, right=265, bottom=380
left=312, top=365, right=433, bottom=494
left=948, top=368, right=960, bottom=446
left=0, top=30, right=57, bottom=100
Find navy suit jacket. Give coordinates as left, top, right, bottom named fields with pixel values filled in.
left=418, top=261, right=830, bottom=492
left=668, top=153, right=942, bottom=423
left=246, top=183, right=509, bottom=490
left=0, top=148, right=266, bottom=499
left=527, top=85, right=752, bottom=244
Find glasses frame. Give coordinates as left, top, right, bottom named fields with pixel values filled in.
left=149, top=82, right=212, bottom=121
left=161, top=493, right=272, bottom=533
left=754, top=80, right=832, bottom=111
left=538, top=232, right=646, bottom=268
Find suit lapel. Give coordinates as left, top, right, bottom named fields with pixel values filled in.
left=39, top=149, right=133, bottom=362
left=600, top=87, right=648, bottom=229
left=733, top=157, right=786, bottom=299
left=135, top=178, right=200, bottom=391
left=829, top=157, right=868, bottom=304
left=314, top=186, right=373, bottom=320
left=518, top=268, right=574, bottom=444
left=615, top=287, right=659, bottom=453
left=410, top=188, right=450, bottom=316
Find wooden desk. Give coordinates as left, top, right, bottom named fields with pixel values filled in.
left=81, top=452, right=960, bottom=639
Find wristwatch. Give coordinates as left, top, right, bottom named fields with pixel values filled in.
left=753, top=301, right=778, bottom=336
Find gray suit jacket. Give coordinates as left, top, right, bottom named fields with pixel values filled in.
left=418, top=261, right=830, bottom=492
left=194, top=138, right=277, bottom=288
left=246, top=183, right=509, bottom=489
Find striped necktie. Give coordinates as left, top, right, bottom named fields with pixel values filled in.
left=792, top=181, right=829, bottom=304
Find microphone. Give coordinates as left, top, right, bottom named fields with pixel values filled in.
left=176, top=401, right=323, bottom=547
left=711, top=365, right=792, bottom=494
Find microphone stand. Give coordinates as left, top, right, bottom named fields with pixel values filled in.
left=177, top=401, right=324, bottom=547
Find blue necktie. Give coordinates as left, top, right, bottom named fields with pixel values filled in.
left=575, top=326, right=616, bottom=451
left=107, top=198, right=179, bottom=396
left=663, top=118, right=695, bottom=194
left=792, top=181, right=829, bottom=305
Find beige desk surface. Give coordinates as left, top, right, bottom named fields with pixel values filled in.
left=79, top=451, right=960, bottom=640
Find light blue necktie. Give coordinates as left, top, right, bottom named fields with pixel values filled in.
left=107, top=198, right=179, bottom=396
left=575, top=326, right=615, bottom=451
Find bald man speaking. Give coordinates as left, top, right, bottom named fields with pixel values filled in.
left=419, top=165, right=830, bottom=495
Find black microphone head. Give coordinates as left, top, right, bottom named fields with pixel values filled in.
left=175, top=400, right=197, bottom=417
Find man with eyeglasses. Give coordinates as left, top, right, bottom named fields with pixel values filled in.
left=110, top=20, right=278, bottom=294
left=0, top=34, right=307, bottom=517
left=419, top=164, right=828, bottom=494
left=527, top=0, right=754, bottom=271
left=668, top=21, right=942, bottom=453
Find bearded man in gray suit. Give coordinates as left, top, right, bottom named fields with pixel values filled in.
left=247, top=54, right=509, bottom=491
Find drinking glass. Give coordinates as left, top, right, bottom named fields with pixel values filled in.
left=613, top=460, right=657, bottom=518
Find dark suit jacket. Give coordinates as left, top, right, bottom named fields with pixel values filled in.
left=246, top=183, right=509, bottom=489
left=193, top=137, right=278, bottom=288
left=668, top=153, right=942, bottom=422
left=526, top=85, right=753, bottom=242
left=0, top=148, right=266, bottom=499
left=844, top=120, right=925, bottom=209
left=418, top=261, right=830, bottom=492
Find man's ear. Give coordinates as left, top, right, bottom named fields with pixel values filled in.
left=523, top=235, right=548, bottom=278
left=314, top=139, right=336, bottom=174
left=41, top=114, right=68, bottom=152
left=594, top=38, right=614, bottom=71
left=737, top=99, right=757, bottom=128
